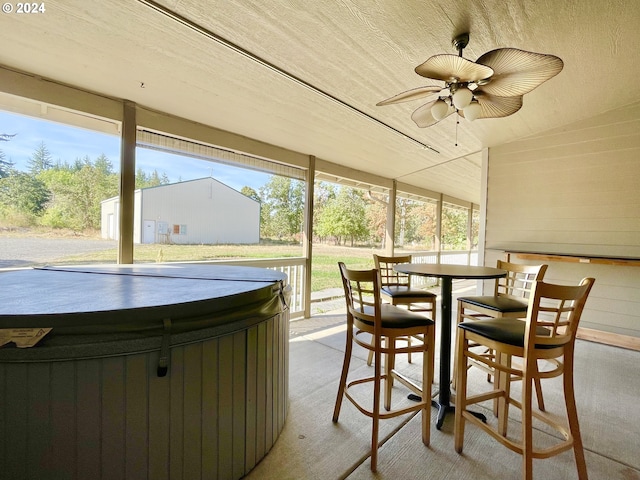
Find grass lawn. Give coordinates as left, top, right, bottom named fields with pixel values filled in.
left=54, top=241, right=381, bottom=292
left=3, top=228, right=423, bottom=292
left=135, top=243, right=378, bottom=291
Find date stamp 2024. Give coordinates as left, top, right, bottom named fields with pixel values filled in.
left=2, top=2, right=46, bottom=14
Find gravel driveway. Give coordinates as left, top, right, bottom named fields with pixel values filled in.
left=0, top=237, right=117, bottom=268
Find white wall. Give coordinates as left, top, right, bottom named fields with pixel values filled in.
left=484, top=102, right=640, bottom=338
left=140, top=178, right=259, bottom=245
left=101, top=178, right=259, bottom=244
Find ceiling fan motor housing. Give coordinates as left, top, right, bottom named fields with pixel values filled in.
left=452, top=33, right=470, bottom=54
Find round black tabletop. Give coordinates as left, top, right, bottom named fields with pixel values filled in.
left=394, top=263, right=506, bottom=279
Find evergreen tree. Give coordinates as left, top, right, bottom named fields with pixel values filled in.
left=39, top=155, right=119, bottom=230
left=135, top=168, right=170, bottom=189
left=28, top=141, right=54, bottom=174
left=0, top=171, right=50, bottom=215
left=0, top=133, right=16, bottom=178
left=0, top=150, right=13, bottom=179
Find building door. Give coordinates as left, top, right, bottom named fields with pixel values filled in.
left=107, top=214, right=115, bottom=239
left=143, top=220, right=155, bottom=244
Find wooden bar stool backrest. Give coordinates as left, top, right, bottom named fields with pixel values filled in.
left=371, top=254, right=436, bottom=365
left=494, top=260, right=548, bottom=302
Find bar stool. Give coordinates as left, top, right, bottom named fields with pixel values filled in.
left=454, top=261, right=548, bottom=409
left=333, top=262, right=435, bottom=472
left=454, top=277, right=595, bottom=480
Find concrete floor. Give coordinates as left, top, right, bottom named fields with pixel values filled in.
left=244, top=281, right=640, bottom=480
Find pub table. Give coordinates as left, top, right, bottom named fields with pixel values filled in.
left=394, top=263, right=507, bottom=429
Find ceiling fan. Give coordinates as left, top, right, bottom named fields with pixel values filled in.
left=377, top=33, right=564, bottom=127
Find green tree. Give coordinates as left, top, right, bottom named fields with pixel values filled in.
left=39, top=155, right=119, bottom=230
left=259, top=176, right=304, bottom=240
left=135, top=168, right=169, bottom=189
left=0, top=150, right=13, bottom=179
left=0, top=170, right=50, bottom=217
left=412, top=201, right=437, bottom=249
left=441, top=204, right=468, bottom=250
left=241, top=186, right=260, bottom=202
left=394, top=198, right=437, bottom=248
left=316, top=187, right=369, bottom=246
left=27, top=141, right=54, bottom=175
left=0, top=133, right=16, bottom=178
left=366, top=192, right=387, bottom=247
left=312, top=181, right=336, bottom=243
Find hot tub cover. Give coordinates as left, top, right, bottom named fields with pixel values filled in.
left=0, top=264, right=289, bottom=361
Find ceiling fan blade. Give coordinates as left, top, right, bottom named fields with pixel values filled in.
left=411, top=99, right=455, bottom=127
left=415, top=54, right=494, bottom=83
left=376, top=86, right=443, bottom=106
left=463, top=91, right=523, bottom=119
left=475, top=48, right=564, bottom=97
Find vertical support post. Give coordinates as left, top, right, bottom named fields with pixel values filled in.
left=118, top=101, right=136, bottom=264
left=435, top=194, right=443, bottom=264
left=478, top=147, right=489, bottom=267
left=385, top=180, right=397, bottom=256
left=478, top=147, right=490, bottom=294
left=302, top=156, right=315, bottom=318
left=466, top=202, right=473, bottom=266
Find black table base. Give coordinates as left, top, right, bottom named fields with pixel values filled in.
left=394, top=263, right=506, bottom=430
left=408, top=393, right=487, bottom=430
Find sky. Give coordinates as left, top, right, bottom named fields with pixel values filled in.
left=0, top=110, right=270, bottom=192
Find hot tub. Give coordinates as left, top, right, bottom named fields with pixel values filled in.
left=0, top=263, right=290, bottom=480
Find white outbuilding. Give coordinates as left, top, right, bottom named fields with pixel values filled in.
left=100, top=177, right=260, bottom=244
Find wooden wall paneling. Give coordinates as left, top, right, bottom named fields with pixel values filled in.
left=265, top=318, right=274, bottom=449
left=101, top=356, right=126, bottom=480
left=217, top=334, right=234, bottom=478
left=232, top=331, right=247, bottom=479
left=485, top=103, right=640, bottom=342
left=202, top=338, right=219, bottom=478
left=75, top=359, right=102, bottom=480
left=51, top=362, right=76, bottom=474
left=255, top=322, right=267, bottom=459
left=125, top=354, right=150, bottom=479
left=0, top=365, right=4, bottom=474
left=245, top=325, right=258, bottom=471
left=183, top=343, right=203, bottom=480
left=24, top=363, right=51, bottom=478
left=148, top=350, right=171, bottom=480
left=2, top=364, right=28, bottom=479
left=277, top=315, right=286, bottom=432
left=0, top=309, right=289, bottom=479
left=169, top=346, right=185, bottom=480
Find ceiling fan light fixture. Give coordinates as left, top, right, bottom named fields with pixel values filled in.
left=452, top=86, right=473, bottom=109
left=377, top=32, right=563, bottom=131
left=464, top=100, right=482, bottom=121
left=431, top=99, right=449, bottom=121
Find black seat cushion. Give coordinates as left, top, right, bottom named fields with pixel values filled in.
left=458, top=318, right=556, bottom=349
left=382, top=286, right=437, bottom=299
left=357, top=304, right=435, bottom=329
left=458, top=295, right=527, bottom=313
